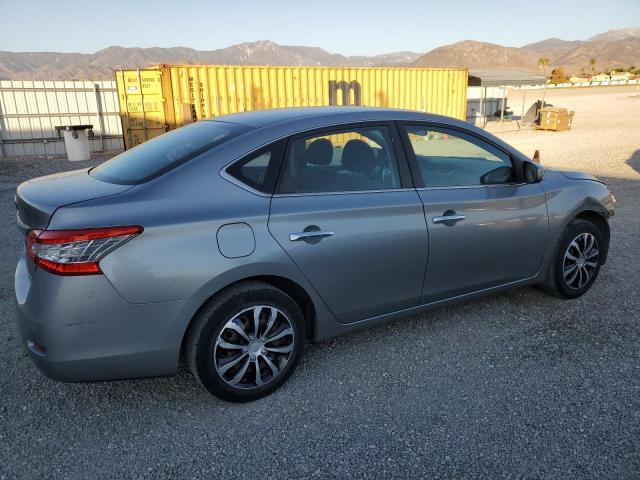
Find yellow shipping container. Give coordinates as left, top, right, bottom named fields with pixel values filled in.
left=115, top=64, right=468, bottom=149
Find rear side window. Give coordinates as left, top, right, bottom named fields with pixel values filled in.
left=91, top=121, right=249, bottom=184
left=277, top=126, right=401, bottom=194
left=225, top=141, right=286, bottom=194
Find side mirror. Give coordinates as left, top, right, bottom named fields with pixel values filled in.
left=524, top=160, right=545, bottom=183
left=480, top=165, right=514, bottom=185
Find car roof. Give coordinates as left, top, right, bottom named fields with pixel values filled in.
left=205, top=107, right=528, bottom=164
left=209, top=106, right=469, bottom=129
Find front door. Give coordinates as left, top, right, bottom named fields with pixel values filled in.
left=400, top=124, right=548, bottom=303
left=268, top=124, right=428, bottom=324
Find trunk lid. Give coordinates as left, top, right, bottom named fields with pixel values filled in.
left=16, top=168, right=133, bottom=230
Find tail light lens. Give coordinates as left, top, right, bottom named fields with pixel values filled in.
left=25, top=226, right=143, bottom=275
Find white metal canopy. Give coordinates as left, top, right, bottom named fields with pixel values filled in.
left=469, top=69, right=547, bottom=87
left=468, top=69, right=547, bottom=128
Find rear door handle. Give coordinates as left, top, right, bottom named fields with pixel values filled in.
left=432, top=214, right=466, bottom=224
left=289, top=230, right=334, bottom=241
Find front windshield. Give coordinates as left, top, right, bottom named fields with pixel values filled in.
left=90, top=121, right=250, bottom=184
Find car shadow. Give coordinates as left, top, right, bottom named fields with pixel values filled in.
left=627, top=149, right=640, bottom=175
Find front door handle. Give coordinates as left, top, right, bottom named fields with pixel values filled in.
left=289, top=230, right=334, bottom=241
left=432, top=211, right=466, bottom=225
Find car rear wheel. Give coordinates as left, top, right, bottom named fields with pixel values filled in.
left=540, top=219, right=605, bottom=299
left=185, top=281, right=305, bottom=402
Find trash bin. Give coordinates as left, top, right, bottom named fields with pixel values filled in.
left=55, top=125, right=93, bottom=161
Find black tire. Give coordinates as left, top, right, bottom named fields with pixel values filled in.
left=185, top=281, right=305, bottom=402
left=539, top=219, right=605, bottom=299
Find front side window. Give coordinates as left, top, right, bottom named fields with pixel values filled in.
left=278, top=126, right=401, bottom=194
left=403, top=126, right=515, bottom=187
left=91, top=121, right=249, bottom=184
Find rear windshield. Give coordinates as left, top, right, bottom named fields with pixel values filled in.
left=90, top=121, right=250, bottom=184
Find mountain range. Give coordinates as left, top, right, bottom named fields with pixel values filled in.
left=1, top=27, right=638, bottom=80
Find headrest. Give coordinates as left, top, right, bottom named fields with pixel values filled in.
left=306, top=138, right=333, bottom=166
left=341, top=139, right=375, bottom=176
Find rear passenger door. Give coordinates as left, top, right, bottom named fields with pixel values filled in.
left=268, top=123, right=428, bottom=324
left=399, top=123, right=548, bottom=303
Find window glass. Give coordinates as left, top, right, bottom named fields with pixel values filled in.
left=278, top=126, right=401, bottom=194
left=227, top=150, right=275, bottom=193
left=90, top=121, right=249, bottom=184
left=403, top=126, right=515, bottom=187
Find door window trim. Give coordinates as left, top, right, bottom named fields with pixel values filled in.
left=396, top=121, right=526, bottom=189
left=274, top=121, right=414, bottom=196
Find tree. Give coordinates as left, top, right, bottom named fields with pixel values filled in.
left=538, top=58, right=551, bottom=83
left=538, top=57, right=550, bottom=79
left=550, top=68, right=566, bottom=84
left=589, top=58, right=596, bottom=78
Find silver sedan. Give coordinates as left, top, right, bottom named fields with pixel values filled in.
left=14, top=107, right=615, bottom=401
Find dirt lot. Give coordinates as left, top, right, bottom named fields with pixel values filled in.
left=1, top=86, right=639, bottom=479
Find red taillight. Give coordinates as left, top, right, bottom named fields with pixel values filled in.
left=25, top=226, right=143, bottom=276
left=25, top=229, right=41, bottom=263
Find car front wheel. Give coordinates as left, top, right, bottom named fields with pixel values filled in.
left=540, top=218, right=606, bottom=299
left=185, top=281, right=305, bottom=402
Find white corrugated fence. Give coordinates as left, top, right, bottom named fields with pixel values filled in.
left=0, top=80, right=123, bottom=157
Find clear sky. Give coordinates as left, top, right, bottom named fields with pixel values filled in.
left=1, top=0, right=638, bottom=55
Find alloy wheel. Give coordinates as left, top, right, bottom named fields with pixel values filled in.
left=214, top=305, right=295, bottom=389
left=563, top=232, right=599, bottom=289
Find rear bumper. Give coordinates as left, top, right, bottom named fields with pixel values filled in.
left=14, top=256, right=194, bottom=382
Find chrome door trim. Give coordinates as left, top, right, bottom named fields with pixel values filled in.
left=219, top=117, right=535, bottom=196
left=273, top=188, right=415, bottom=198
left=219, top=117, right=408, bottom=196
left=432, top=214, right=466, bottom=224
left=416, top=183, right=527, bottom=191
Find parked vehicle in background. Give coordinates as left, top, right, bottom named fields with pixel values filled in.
left=14, top=107, right=615, bottom=401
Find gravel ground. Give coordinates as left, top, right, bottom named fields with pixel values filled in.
left=1, top=87, right=639, bottom=479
